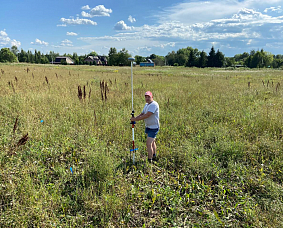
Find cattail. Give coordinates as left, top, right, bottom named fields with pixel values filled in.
left=101, top=87, right=104, bottom=101
left=104, top=82, right=107, bottom=101
left=45, top=76, right=49, bottom=84
left=78, top=85, right=82, bottom=100
left=1, top=69, right=4, bottom=74
left=267, top=80, right=269, bottom=88
left=276, top=82, right=281, bottom=92
left=88, top=88, right=91, bottom=100
left=15, top=76, right=18, bottom=82
left=101, top=80, right=105, bottom=91
left=83, top=85, right=86, bottom=100
left=17, top=133, right=29, bottom=147
left=262, top=80, right=265, bottom=87
left=167, top=98, right=170, bottom=107
left=94, top=108, right=97, bottom=125
left=55, top=73, right=58, bottom=78
left=248, top=82, right=250, bottom=88
left=11, top=82, right=15, bottom=93
left=27, top=68, right=30, bottom=73
left=13, top=117, right=18, bottom=134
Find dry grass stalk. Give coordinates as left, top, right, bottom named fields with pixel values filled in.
left=78, top=85, right=83, bottom=100
left=248, top=82, right=250, bottom=88
left=55, top=73, right=58, bottom=78
left=32, top=73, right=34, bottom=79
left=83, top=85, right=86, bottom=100
left=69, top=71, right=71, bottom=76
left=16, top=133, right=29, bottom=147
left=15, top=76, right=18, bottom=82
left=267, top=80, right=269, bottom=88
left=9, top=81, right=15, bottom=93
left=106, top=82, right=109, bottom=92
left=13, top=117, right=18, bottom=134
left=1, top=69, right=4, bottom=74
left=27, top=68, right=30, bottom=73
left=45, top=76, right=49, bottom=84
left=262, top=80, right=265, bottom=87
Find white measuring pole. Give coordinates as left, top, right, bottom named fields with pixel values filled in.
left=128, top=57, right=135, bottom=164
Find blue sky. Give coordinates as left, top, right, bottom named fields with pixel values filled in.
left=1, top=0, right=283, bottom=57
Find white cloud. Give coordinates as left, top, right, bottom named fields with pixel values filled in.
left=31, top=38, right=48, bottom=46
left=154, top=42, right=176, bottom=48
left=158, top=0, right=283, bottom=25
left=114, top=20, right=133, bottom=30
left=247, top=39, right=253, bottom=45
left=0, top=30, right=8, bottom=36
left=71, top=1, right=283, bottom=56
left=0, top=30, right=21, bottom=47
left=60, top=18, right=97, bottom=26
left=81, top=5, right=90, bottom=10
left=60, top=39, right=73, bottom=46
left=67, top=32, right=78, bottom=36
left=57, top=24, right=67, bottom=27
left=264, top=6, right=282, bottom=13
left=11, top=40, right=21, bottom=47
left=82, top=5, right=112, bottom=17
left=128, top=15, right=136, bottom=23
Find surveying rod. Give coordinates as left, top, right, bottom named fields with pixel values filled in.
left=128, top=57, right=136, bottom=164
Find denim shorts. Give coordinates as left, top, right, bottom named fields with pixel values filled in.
left=145, top=127, right=159, bottom=138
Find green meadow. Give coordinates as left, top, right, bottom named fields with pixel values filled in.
left=0, top=63, right=282, bottom=227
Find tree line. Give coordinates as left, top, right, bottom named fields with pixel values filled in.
left=1, top=45, right=283, bottom=68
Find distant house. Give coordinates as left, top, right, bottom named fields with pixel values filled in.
left=51, top=56, right=74, bottom=65
left=84, top=56, right=108, bottom=65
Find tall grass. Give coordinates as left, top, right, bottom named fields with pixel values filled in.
left=0, top=63, right=283, bottom=227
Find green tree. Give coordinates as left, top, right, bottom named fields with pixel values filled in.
left=18, top=49, right=27, bottom=62
left=72, top=52, right=79, bottom=65
left=198, top=51, right=207, bottom=68
left=10, top=45, right=19, bottom=57
left=0, top=48, right=17, bottom=62
left=149, top=54, right=156, bottom=60
left=88, top=51, right=98, bottom=56
left=207, top=46, right=216, bottom=67
left=117, top=48, right=131, bottom=66
left=185, top=48, right=199, bottom=67
left=247, top=49, right=273, bottom=68
left=215, top=49, right=225, bottom=67
left=166, top=51, right=177, bottom=66
left=225, top=57, right=235, bottom=67
left=153, top=55, right=165, bottom=66
left=176, top=53, right=187, bottom=66
left=108, top=47, right=118, bottom=66
left=135, top=55, right=145, bottom=65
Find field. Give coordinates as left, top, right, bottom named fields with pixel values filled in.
left=0, top=63, right=283, bottom=227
